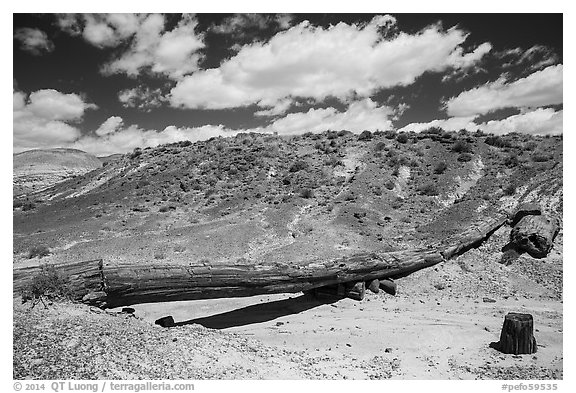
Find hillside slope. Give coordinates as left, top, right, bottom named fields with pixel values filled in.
left=13, top=148, right=102, bottom=196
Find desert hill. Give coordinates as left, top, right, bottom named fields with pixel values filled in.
left=13, top=148, right=102, bottom=197
left=13, top=129, right=562, bottom=269
left=12, top=128, right=563, bottom=379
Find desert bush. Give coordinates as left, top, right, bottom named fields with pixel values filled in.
left=434, top=161, right=448, bottom=174
left=21, top=202, right=36, bottom=211
left=504, top=154, right=520, bottom=168
left=503, top=184, right=516, bottom=196
left=423, top=127, right=443, bottom=135
left=485, top=135, right=512, bottom=148
left=129, top=147, right=142, bottom=159
left=337, top=130, right=350, bottom=137
left=358, top=130, right=373, bottom=141
left=299, top=188, right=314, bottom=199
left=417, top=183, right=439, bottom=196
left=374, top=141, right=387, bottom=151
left=457, top=153, right=473, bottom=162
left=531, top=153, right=551, bottom=162
left=21, top=264, right=72, bottom=304
left=384, top=179, right=395, bottom=190
left=28, top=246, right=51, bottom=259
left=452, top=140, right=473, bottom=153
left=396, top=133, right=409, bottom=144
left=289, top=160, right=309, bottom=173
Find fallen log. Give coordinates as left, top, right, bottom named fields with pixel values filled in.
left=510, top=215, right=559, bottom=258
left=14, top=250, right=443, bottom=308
left=440, top=213, right=509, bottom=260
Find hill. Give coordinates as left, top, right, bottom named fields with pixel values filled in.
left=13, top=148, right=102, bottom=197
left=12, top=129, right=563, bottom=379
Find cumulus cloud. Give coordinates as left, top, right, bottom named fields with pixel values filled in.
left=210, top=14, right=293, bottom=36
left=398, top=116, right=478, bottom=133
left=265, top=99, right=394, bottom=135
left=95, top=116, right=124, bottom=136
left=13, top=89, right=97, bottom=152
left=444, top=64, right=563, bottom=117
left=14, top=27, right=55, bottom=55
left=399, top=108, right=562, bottom=136
left=118, top=86, right=167, bottom=111
left=480, top=108, right=562, bottom=136
left=72, top=122, right=241, bottom=156
left=56, top=13, right=205, bottom=79
left=170, top=15, right=491, bottom=111
left=101, top=14, right=205, bottom=79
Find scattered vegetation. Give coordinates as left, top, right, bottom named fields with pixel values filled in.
left=21, top=264, right=72, bottom=305
left=417, top=183, right=439, bottom=196
left=457, top=153, right=473, bottom=162
left=28, top=246, right=51, bottom=259
left=434, top=161, right=448, bottom=174
left=396, top=133, right=409, bottom=144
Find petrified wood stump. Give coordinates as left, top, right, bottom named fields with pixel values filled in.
left=510, top=215, right=559, bottom=258
left=491, top=313, right=537, bottom=355
left=379, top=278, right=397, bottom=295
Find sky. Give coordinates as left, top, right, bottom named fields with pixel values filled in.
left=13, top=13, right=563, bottom=156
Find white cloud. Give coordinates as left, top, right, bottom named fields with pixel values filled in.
left=56, top=13, right=205, bottom=79
left=95, top=116, right=124, bottom=136
left=170, top=16, right=491, bottom=110
left=14, top=28, right=54, bottom=55
left=72, top=123, right=241, bottom=156
left=210, top=14, right=293, bottom=36
left=101, top=14, right=205, bottom=79
left=398, top=108, right=562, bottom=136
left=480, top=108, right=562, bottom=136
left=13, top=89, right=97, bottom=152
left=445, top=64, right=563, bottom=116
left=398, top=116, right=478, bottom=133
left=118, top=86, right=166, bottom=111
left=265, top=99, right=394, bottom=135
left=253, top=99, right=293, bottom=117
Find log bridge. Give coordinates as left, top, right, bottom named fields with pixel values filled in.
left=13, top=213, right=509, bottom=309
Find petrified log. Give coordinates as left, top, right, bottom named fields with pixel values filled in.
left=440, top=213, right=509, bottom=260
left=509, top=203, right=541, bottom=226
left=307, top=281, right=365, bottom=301
left=379, top=278, right=397, bottom=295
left=366, top=279, right=380, bottom=294
left=510, top=215, right=559, bottom=258
left=491, top=313, right=537, bottom=355
left=155, top=316, right=175, bottom=327
left=13, top=250, right=444, bottom=308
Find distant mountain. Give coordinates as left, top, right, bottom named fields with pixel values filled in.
left=13, top=148, right=102, bottom=196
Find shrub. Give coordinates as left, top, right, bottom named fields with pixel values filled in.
left=374, top=141, right=387, bottom=151
left=503, top=184, right=516, bottom=196
left=21, top=264, right=72, bottom=304
left=396, top=133, right=409, bottom=144
left=21, top=202, right=36, bottom=211
left=424, top=127, right=443, bottom=135
left=531, top=153, right=551, bottom=162
left=129, top=147, right=142, bottom=159
left=384, top=179, right=395, bottom=190
left=434, top=161, right=448, bottom=174
left=299, top=188, right=314, bottom=199
left=452, top=140, right=473, bottom=153
left=28, top=246, right=51, bottom=259
left=289, top=160, right=308, bottom=173
left=485, top=135, right=512, bottom=148
left=504, top=154, right=520, bottom=167
left=457, top=153, right=473, bottom=162
left=357, top=130, right=373, bottom=141
left=417, top=183, right=439, bottom=196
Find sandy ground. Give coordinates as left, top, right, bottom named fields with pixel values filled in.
left=119, top=290, right=562, bottom=379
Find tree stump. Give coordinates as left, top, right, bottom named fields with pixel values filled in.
left=510, top=215, right=559, bottom=258
left=491, top=313, right=537, bottom=354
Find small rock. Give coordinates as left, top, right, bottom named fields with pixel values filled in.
left=275, top=322, right=284, bottom=326
left=483, top=297, right=497, bottom=303
left=385, top=347, right=393, bottom=353
left=346, top=343, right=352, bottom=347
left=155, top=316, right=175, bottom=328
